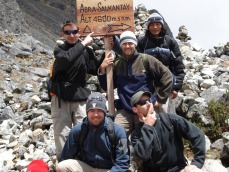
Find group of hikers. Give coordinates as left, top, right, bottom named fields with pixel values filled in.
left=37, top=11, right=206, bottom=172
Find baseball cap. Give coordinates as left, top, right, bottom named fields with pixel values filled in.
left=130, top=91, right=152, bottom=107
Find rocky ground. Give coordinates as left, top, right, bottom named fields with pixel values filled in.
left=0, top=0, right=77, bottom=49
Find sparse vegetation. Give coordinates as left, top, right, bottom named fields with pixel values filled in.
left=204, top=90, right=229, bottom=142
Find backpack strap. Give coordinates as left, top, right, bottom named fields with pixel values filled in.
left=77, top=116, right=117, bottom=163
left=142, top=54, right=150, bottom=72
left=164, top=37, right=176, bottom=73
left=113, top=56, right=120, bottom=69
left=106, top=114, right=116, bottom=163
left=158, top=113, right=175, bottom=166
left=158, top=113, right=174, bottom=141
left=77, top=118, right=89, bottom=160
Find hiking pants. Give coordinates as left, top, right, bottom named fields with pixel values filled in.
left=115, top=109, right=140, bottom=137
left=51, top=96, right=86, bottom=160
left=56, top=159, right=110, bottom=172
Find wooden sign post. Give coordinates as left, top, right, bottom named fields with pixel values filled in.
left=103, top=36, right=115, bottom=114
left=76, top=0, right=134, bottom=114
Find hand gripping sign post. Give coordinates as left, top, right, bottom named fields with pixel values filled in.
left=76, top=0, right=134, bottom=114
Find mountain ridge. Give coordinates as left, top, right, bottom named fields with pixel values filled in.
left=0, top=0, right=77, bottom=49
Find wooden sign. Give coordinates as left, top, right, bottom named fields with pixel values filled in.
left=76, top=0, right=134, bottom=36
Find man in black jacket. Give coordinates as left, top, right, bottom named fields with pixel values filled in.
left=130, top=91, right=206, bottom=172
left=137, top=13, right=185, bottom=114
left=49, top=21, right=97, bottom=160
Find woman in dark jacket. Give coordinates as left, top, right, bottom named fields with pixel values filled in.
left=137, top=13, right=185, bottom=113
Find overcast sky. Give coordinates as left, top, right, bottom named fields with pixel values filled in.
left=133, top=0, right=229, bottom=50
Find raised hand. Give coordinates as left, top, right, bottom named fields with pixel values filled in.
left=81, top=32, right=94, bottom=46
left=99, top=51, right=114, bottom=74
left=140, top=101, right=157, bottom=126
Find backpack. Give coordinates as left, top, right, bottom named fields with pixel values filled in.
left=77, top=115, right=117, bottom=163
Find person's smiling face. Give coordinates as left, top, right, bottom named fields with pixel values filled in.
left=62, top=24, right=80, bottom=44
left=121, top=42, right=136, bottom=59
left=87, top=109, right=105, bottom=127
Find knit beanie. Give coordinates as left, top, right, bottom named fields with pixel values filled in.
left=86, top=92, right=107, bottom=114
left=26, top=159, right=49, bottom=172
left=146, top=13, right=164, bottom=29
left=120, top=31, right=137, bottom=46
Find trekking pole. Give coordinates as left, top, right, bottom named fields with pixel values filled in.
left=104, top=36, right=115, bottom=115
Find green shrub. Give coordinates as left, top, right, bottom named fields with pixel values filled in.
left=206, top=90, right=229, bottom=141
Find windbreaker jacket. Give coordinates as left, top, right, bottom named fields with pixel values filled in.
left=98, top=51, right=173, bottom=113
left=137, top=31, right=185, bottom=91
left=60, top=117, right=130, bottom=172
left=131, top=113, right=206, bottom=172
left=50, top=40, right=97, bottom=101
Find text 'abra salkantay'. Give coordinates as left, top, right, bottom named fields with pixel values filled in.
left=79, top=2, right=131, bottom=23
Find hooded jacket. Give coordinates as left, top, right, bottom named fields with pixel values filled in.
left=60, top=117, right=130, bottom=172
left=137, top=30, right=185, bottom=91
left=98, top=51, right=173, bottom=113
left=131, top=113, right=206, bottom=172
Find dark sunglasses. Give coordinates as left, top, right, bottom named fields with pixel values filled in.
left=136, top=98, right=152, bottom=106
left=63, top=30, right=78, bottom=35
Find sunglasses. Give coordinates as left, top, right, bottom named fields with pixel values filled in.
left=136, top=98, right=152, bottom=106
left=63, top=30, right=79, bottom=35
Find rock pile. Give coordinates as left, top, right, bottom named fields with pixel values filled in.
left=0, top=4, right=229, bottom=172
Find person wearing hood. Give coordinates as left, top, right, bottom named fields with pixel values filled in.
left=137, top=13, right=185, bottom=113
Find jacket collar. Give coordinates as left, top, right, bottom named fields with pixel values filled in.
left=145, top=30, right=165, bottom=43
left=64, top=40, right=80, bottom=48
left=86, top=116, right=109, bottom=130
left=122, top=51, right=140, bottom=62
